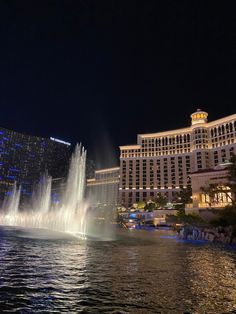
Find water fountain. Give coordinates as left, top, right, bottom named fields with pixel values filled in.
left=1, top=182, right=21, bottom=226
left=32, top=173, right=52, bottom=214
left=0, top=144, right=89, bottom=237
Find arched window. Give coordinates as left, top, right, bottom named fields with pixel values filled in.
left=230, top=122, right=233, bottom=132
left=214, top=127, right=217, bottom=137
left=226, top=124, right=229, bottom=133
left=222, top=125, right=225, bottom=134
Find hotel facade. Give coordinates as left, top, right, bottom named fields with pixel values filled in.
left=119, top=110, right=236, bottom=208
left=87, top=167, right=120, bottom=207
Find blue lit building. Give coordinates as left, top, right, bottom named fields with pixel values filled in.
left=0, top=127, right=71, bottom=206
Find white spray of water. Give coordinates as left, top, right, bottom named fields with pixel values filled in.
left=2, top=182, right=21, bottom=225
left=0, top=144, right=89, bottom=237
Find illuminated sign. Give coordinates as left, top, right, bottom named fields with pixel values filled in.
left=50, top=137, right=71, bottom=146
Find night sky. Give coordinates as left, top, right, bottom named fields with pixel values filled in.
left=0, top=1, right=235, bottom=168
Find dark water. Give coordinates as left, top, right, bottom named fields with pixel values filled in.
left=0, top=227, right=236, bottom=313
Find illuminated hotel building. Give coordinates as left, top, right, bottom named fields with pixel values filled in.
left=87, top=167, right=120, bottom=207
left=119, top=110, right=236, bottom=208
left=0, top=127, right=71, bottom=204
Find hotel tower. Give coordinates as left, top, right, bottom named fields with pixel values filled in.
left=119, top=109, right=236, bottom=208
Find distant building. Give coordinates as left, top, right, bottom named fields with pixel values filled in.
left=0, top=127, right=71, bottom=205
left=119, top=110, right=236, bottom=208
left=86, top=167, right=120, bottom=207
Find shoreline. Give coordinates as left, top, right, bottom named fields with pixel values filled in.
left=176, top=224, right=236, bottom=246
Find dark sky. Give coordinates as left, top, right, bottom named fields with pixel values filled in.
left=0, top=1, right=235, bottom=168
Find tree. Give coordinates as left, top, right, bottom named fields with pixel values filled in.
left=166, top=211, right=204, bottom=225
left=136, top=201, right=146, bottom=210
left=154, top=193, right=167, bottom=209
left=144, top=200, right=156, bottom=212
left=174, top=186, right=192, bottom=209
left=210, top=205, right=236, bottom=227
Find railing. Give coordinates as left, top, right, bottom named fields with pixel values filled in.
left=198, top=202, right=231, bottom=208
left=186, top=202, right=231, bottom=209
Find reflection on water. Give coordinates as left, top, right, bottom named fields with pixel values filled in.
left=186, top=248, right=236, bottom=312
left=0, top=227, right=236, bottom=313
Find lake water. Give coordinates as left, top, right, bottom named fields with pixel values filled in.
left=0, top=226, right=236, bottom=313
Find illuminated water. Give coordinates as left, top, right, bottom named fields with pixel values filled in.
left=2, top=182, right=21, bottom=219
left=0, top=227, right=236, bottom=313
left=0, top=144, right=89, bottom=237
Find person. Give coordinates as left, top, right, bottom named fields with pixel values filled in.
left=179, top=228, right=184, bottom=239
left=177, top=227, right=180, bottom=235
left=192, top=227, right=199, bottom=240
left=183, top=226, right=188, bottom=240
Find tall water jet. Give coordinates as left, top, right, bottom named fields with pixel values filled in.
left=3, top=182, right=21, bottom=216
left=32, top=173, right=52, bottom=214
left=53, top=144, right=88, bottom=234
left=1, top=182, right=21, bottom=226
left=62, top=144, right=86, bottom=211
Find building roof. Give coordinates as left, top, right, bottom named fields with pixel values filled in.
left=137, top=113, right=236, bottom=139
left=95, top=167, right=120, bottom=174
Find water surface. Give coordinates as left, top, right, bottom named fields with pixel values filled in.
left=0, top=226, right=236, bottom=313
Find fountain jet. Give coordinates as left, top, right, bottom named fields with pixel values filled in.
left=0, top=144, right=88, bottom=236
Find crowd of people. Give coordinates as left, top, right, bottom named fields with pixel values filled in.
left=177, top=224, right=236, bottom=246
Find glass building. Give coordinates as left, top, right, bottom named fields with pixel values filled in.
left=0, top=127, right=71, bottom=206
